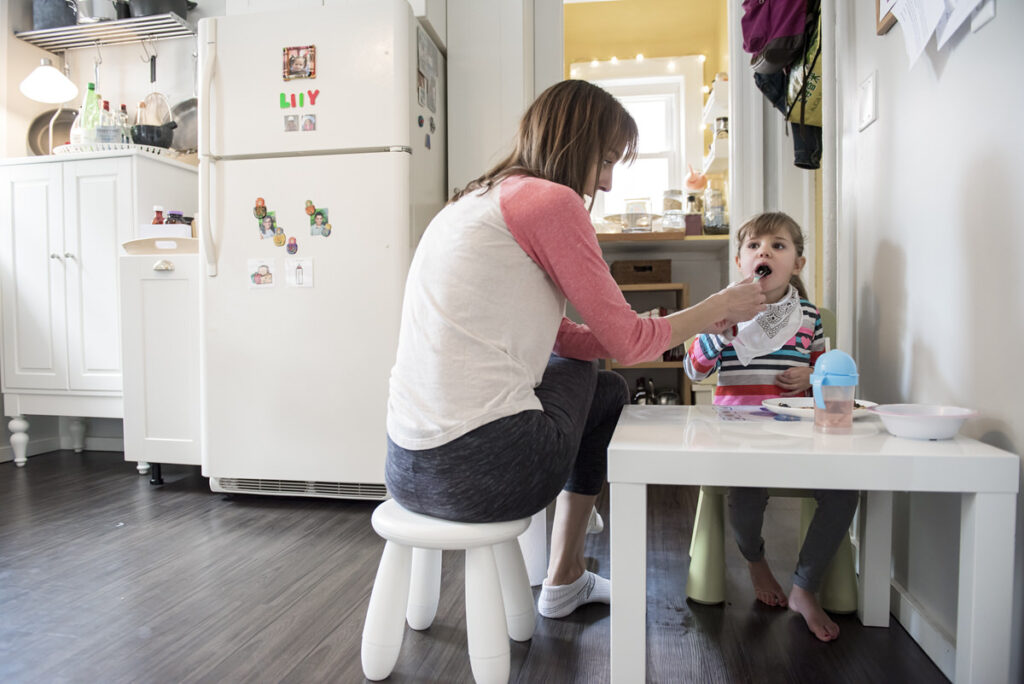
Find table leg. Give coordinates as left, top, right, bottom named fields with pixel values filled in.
left=955, top=492, right=1016, bottom=684
left=857, top=490, right=892, bottom=627
left=610, top=482, right=646, bottom=684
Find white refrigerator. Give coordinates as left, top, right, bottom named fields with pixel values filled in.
left=197, top=0, right=446, bottom=499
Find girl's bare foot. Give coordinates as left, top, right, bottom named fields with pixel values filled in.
left=789, top=585, right=840, bottom=641
left=747, top=559, right=788, bottom=607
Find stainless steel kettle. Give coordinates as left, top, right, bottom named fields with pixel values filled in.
left=66, top=0, right=117, bottom=22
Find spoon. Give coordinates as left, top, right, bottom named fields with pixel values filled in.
left=753, top=264, right=771, bottom=282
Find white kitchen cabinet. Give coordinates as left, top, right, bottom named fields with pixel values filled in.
left=119, top=238, right=200, bottom=473
left=0, top=150, right=197, bottom=466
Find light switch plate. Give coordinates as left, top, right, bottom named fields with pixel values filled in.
left=858, top=71, right=877, bottom=132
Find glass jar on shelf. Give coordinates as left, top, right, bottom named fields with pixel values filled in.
left=703, top=177, right=729, bottom=235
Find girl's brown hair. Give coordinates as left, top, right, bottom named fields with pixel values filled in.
left=451, top=80, right=639, bottom=209
left=736, top=211, right=809, bottom=300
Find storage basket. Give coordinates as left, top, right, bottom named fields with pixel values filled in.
left=610, top=259, right=671, bottom=285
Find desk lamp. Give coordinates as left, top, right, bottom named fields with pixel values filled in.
left=19, top=58, right=79, bottom=154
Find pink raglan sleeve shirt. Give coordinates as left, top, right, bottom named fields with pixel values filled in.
left=499, top=176, right=671, bottom=367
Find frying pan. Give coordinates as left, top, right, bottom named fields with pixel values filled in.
left=27, top=108, right=77, bottom=155
left=170, top=49, right=197, bottom=152
left=170, top=97, right=197, bottom=151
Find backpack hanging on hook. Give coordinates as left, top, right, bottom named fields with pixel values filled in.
left=741, top=0, right=810, bottom=74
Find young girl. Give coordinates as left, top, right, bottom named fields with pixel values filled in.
left=387, top=80, right=766, bottom=620
left=684, top=211, right=858, bottom=642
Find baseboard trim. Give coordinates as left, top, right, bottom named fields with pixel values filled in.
left=890, top=579, right=956, bottom=681
left=0, top=436, right=63, bottom=463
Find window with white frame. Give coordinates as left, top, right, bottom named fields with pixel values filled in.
left=571, top=56, right=705, bottom=222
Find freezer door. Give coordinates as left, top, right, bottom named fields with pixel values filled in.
left=200, top=0, right=413, bottom=158
left=200, top=151, right=411, bottom=486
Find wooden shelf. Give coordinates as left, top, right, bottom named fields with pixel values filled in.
left=609, top=361, right=685, bottom=370
left=618, top=282, right=687, bottom=293
left=597, top=232, right=728, bottom=245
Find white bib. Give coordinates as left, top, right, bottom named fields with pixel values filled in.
left=731, top=285, right=802, bottom=366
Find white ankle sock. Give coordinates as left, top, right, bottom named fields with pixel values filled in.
left=537, top=571, right=611, bottom=619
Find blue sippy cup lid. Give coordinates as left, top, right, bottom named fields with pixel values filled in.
left=810, top=350, right=858, bottom=409
left=810, top=350, right=859, bottom=386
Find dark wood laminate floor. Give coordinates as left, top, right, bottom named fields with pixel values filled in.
left=0, top=451, right=948, bottom=683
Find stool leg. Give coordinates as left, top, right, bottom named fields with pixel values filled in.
left=493, top=539, right=536, bottom=642
left=407, top=547, right=442, bottom=630
left=465, top=546, right=511, bottom=684
left=686, top=486, right=726, bottom=604
left=361, top=541, right=413, bottom=681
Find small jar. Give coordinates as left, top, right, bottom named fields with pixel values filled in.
left=714, top=117, right=729, bottom=139
left=151, top=205, right=164, bottom=224
left=165, top=210, right=184, bottom=224
left=662, top=189, right=684, bottom=213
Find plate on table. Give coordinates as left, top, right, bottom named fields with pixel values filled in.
left=761, top=397, right=878, bottom=419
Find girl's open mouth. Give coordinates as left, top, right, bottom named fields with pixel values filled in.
left=755, top=264, right=772, bottom=278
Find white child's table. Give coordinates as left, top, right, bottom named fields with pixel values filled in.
left=607, top=405, right=1018, bottom=684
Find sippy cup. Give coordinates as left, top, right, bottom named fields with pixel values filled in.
left=809, top=350, right=859, bottom=432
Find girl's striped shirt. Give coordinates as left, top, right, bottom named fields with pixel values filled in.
left=684, top=300, right=825, bottom=406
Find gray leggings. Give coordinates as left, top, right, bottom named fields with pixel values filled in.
left=729, top=487, right=859, bottom=592
left=386, top=355, right=629, bottom=523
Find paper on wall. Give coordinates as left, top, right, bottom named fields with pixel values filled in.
left=892, top=0, right=946, bottom=67
left=935, top=0, right=983, bottom=49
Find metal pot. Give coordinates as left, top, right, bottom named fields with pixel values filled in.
left=170, top=98, right=196, bottom=151
left=131, top=121, right=177, bottom=148
left=656, top=389, right=681, bottom=405
left=67, top=0, right=118, bottom=23
left=128, top=0, right=187, bottom=18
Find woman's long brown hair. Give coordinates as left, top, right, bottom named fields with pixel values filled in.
left=451, top=80, right=638, bottom=210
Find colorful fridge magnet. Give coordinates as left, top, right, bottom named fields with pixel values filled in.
left=283, top=45, right=316, bottom=80
left=418, top=115, right=424, bottom=128
left=425, top=133, right=431, bottom=149
left=258, top=212, right=277, bottom=240
left=301, top=114, right=316, bottom=131
left=304, top=200, right=316, bottom=216
left=286, top=237, right=298, bottom=254
left=253, top=197, right=267, bottom=219
left=249, top=259, right=276, bottom=288
left=284, top=115, right=299, bottom=132
left=310, top=208, right=330, bottom=236
left=273, top=227, right=286, bottom=246
left=285, top=258, right=313, bottom=288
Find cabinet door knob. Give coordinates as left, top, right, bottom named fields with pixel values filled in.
left=153, top=259, right=175, bottom=272
left=49, top=253, right=64, bottom=262
left=64, top=252, right=75, bottom=260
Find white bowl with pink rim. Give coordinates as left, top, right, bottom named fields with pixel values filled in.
left=868, top=404, right=977, bottom=440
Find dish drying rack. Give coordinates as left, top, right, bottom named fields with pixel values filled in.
left=54, top=142, right=181, bottom=158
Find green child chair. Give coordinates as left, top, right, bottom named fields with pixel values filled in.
left=685, top=307, right=858, bottom=612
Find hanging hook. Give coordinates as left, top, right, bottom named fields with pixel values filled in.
left=139, top=38, right=156, bottom=63
left=93, top=41, right=103, bottom=89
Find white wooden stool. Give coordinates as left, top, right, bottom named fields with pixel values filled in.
left=361, top=500, right=536, bottom=683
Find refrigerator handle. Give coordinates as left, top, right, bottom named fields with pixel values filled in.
left=198, top=17, right=216, bottom=157
left=199, top=162, right=217, bottom=277
left=198, top=18, right=217, bottom=277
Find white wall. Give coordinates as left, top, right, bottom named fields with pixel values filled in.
left=838, top=2, right=1023, bottom=679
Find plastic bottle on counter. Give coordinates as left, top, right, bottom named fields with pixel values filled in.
left=134, top=101, right=147, bottom=127
left=119, top=104, right=131, bottom=143
left=96, top=100, right=121, bottom=144
left=79, top=82, right=100, bottom=145
left=152, top=206, right=165, bottom=225
left=68, top=106, right=84, bottom=146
